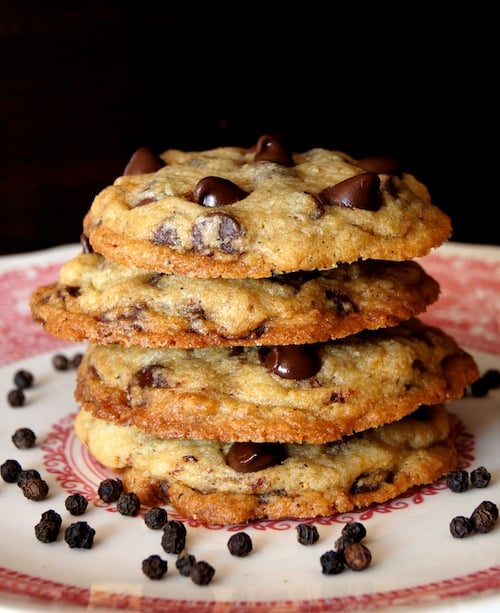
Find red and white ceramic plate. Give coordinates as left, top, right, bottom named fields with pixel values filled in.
left=0, top=242, right=499, bottom=612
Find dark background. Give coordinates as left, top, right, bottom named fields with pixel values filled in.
left=1, top=3, right=497, bottom=255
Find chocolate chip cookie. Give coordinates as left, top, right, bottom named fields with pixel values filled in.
left=30, top=252, right=440, bottom=348
left=74, top=403, right=459, bottom=524
left=83, top=135, right=452, bottom=278
left=74, top=318, right=478, bottom=444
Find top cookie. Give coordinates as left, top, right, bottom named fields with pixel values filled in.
left=83, top=136, right=452, bottom=278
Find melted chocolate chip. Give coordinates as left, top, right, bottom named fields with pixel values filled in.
left=259, top=345, right=321, bottom=380
left=319, top=173, right=381, bottom=211
left=133, top=365, right=170, bottom=388
left=325, top=289, right=356, bottom=315
left=191, top=212, right=243, bottom=254
left=225, top=442, right=287, bottom=473
left=357, top=156, right=401, bottom=176
left=123, top=146, right=165, bottom=175
left=80, top=232, right=93, bottom=253
left=193, top=176, right=248, bottom=207
left=350, top=469, right=394, bottom=494
left=151, top=223, right=180, bottom=247
left=253, top=134, right=294, bottom=166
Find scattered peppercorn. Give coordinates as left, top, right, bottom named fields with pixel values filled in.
left=296, top=523, right=320, bottom=546
left=470, top=369, right=500, bottom=397
left=72, top=353, right=83, bottom=368
left=41, top=509, right=63, bottom=531
left=470, top=500, right=498, bottom=533
left=65, top=493, right=88, bottom=515
left=11, top=427, right=36, bottom=449
left=1, top=458, right=22, bottom=483
left=446, top=469, right=469, bottom=493
left=116, top=492, right=141, bottom=516
left=22, top=477, right=49, bottom=501
left=144, top=506, right=168, bottom=529
left=17, top=468, right=41, bottom=487
left=7, top=388, right=25, bottom=407
left=343, top=542, right=372, bottom=570
left=320, top=550, right=345, bottom=575
left=52, top=354, right=70, bottom=371
left=341, top=521, right=367, bottom=543
left=470, top=466, right=491, bottom=489
left=449, top=515, right=474, bottom=538
left=142, top=554, right=168, bottom=580
left=161, top=520, right=187, bottom=554
left=34, top=510, right=62, bottom=544
left=190, top=560, right=215, bottom=586
left=64, top=521, right=95, bottom=549
left=176, top=552, right=196, bottom=577
left=227, top=532, right=253, bottom=557
left=14, top=369, right=34, bottom=389
left=97, top=477, right=123, bottom=503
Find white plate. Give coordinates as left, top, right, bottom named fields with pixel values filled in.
left=0, top=241, right=499, bottom=612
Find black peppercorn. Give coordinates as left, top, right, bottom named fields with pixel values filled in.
left=64, top=521, right=95, bottom=549
left=65, top=493, right=88, bottom=515
left=17, top=468, right=41, bottom=487
left=470, top=466, right=491, bottom=489
left=52, top=353, right=70, bottom=371
left=296, top=523, right=320, bottom=546
left=97, top=477, right=123, bottom=503
left=190, top=560, right=215, bottom=585
left=343, top=542, right=372, bottom=570
left=144, top=506, right=168, bottom=529
left=341, top=521, right=367, bottom=542
left=320, top=549, right=345, bottom=575
left=116, top=492, right=141, bottom=516
left=449, top=515, right=474, bottom=538
left=470, top=500, right=498, bottom=533
left=14, top=369, right=34, bottom=389
left=161, top=520, right=187, bottom=554
left=7, top=388, right=25, bottom=407
left=142, top=554, right=168, bottom=580
left=446, top=469, right=469, bottom=492
left=22, top=477, right=49, bottom=501
left=227, top=532, right=253, bottom=557
left=11, top=427, right=36, bottom=449
left=35, top=519, right=60, bottom=543
left=1, top=459, right=22, bottom=483
left=176, top=552, right=196, bottom=577
left=40, top=509, right=62, bottom=531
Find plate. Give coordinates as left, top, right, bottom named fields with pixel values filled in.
left=0, top=241, right=499, bottom=612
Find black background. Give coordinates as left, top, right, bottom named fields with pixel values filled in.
left=1, top=3, right=497, bottom=255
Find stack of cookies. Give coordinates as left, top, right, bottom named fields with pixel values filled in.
left=30, top=135, right=479, bottom=525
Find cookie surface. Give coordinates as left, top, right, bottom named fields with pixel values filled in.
left=83, top=137, right=451, bottom=278
left=30, top=252, right=440, bottom=348
left=74, top=403, right=459, bottom=524
left=74, top=319, right=479, bottom=444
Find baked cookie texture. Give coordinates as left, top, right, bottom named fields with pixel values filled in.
left=28, top=135, right=478, bottom=524
left=74, top=319, right=478, bottom=444
left=74, top=403, right=459, bottom=525
left=30, top=253, right=440, bottom=348
left=83, top=138, right=452, bottom=278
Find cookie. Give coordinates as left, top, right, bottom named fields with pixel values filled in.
left=83, top=135, right=451, bottom=278
left=74, top=319, right=479, bottom=444
left=30, top=252, right=440, bottom=348
left=74, top=403, right=459, bottom=524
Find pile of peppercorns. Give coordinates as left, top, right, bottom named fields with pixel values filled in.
left=2, top=356, right=500, bottom=587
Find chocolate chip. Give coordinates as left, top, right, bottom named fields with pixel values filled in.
left=319, top=173, right=381, bottom=211
left=123, top=146, right=165, bottom=175
left=133, top=365, right=170, bottom=388
left=350, top=469, right=394, bottom=494
left=259, top=345, right=321, bottom=380
left=192, top=176, right=248, bottom=207
left=357, top=156, right=401, bottom=176
left=151, top=222, right=180, bottom=247
left=225, top=442, right=287, bottom=473
left=253, top=134, right=294, bottom=166
left=191, top=212, right=244, bottom=254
